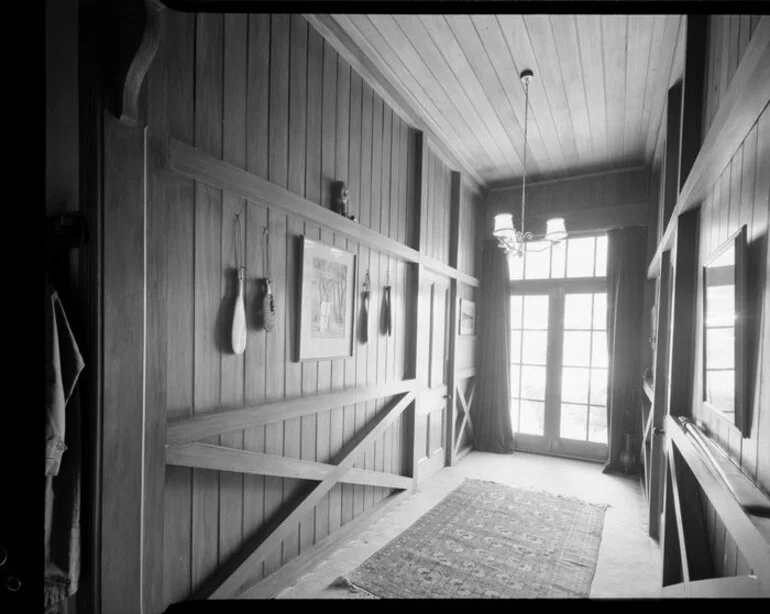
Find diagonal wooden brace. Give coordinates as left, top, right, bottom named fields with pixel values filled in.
left=194, top=389, right=416, bottom=600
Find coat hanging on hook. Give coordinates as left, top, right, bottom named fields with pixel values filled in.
left=262, top=226, right=276, bottom=333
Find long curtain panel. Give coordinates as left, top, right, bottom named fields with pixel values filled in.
left=603, top=227, right=648, bottom=474
left=471, top=240, right=515, bottom=454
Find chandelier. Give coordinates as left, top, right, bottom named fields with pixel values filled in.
left=493, top=70, right=567, bottom=257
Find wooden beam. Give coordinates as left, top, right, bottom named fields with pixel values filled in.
left=678, top=15, right=708, bottom=193
left=166, top=442, right=413, bottom=491
left=668, top=415, right=770, bottom=591
left=410, top=132, right=430, bottom=492
left=650, top=250, right=672, bottom=541
left=667, top=447, right=691, bottom=586
left=165, top=136, right=418, bottom=260
left=166, top=379, right=416, bottom=446
left=164, top=136, right=480, bottom=287
left=454, top=380, right=476, bottom=457
left=662, top=83, right=683, bottom=236
left=239, top=489, right=412, bottom=599
left=303, top=13, right=486, bottom=191
left=667, top=208, right=699, bottom=418
left=446, top=171, right=461, bottom=467
left=197, top=390, right=416, bottom=599
left=648, top=16, right=770, bottom=278
left=423, top=254, right=480, bottom=288
left=101, top=113, right=147, bottom=614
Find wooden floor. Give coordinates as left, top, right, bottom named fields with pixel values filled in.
left=276, top=450, right=662, bottom=599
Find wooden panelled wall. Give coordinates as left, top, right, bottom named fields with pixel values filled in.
left=98, top=11, right=483, bottom=611
left=651, top=14, right=769, bottom=580
left=694, top=29, right=769, bottom=582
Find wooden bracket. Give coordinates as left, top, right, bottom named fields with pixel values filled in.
left=107, top=0, right=165, bottom=127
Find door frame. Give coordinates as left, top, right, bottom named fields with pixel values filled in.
left=509, top=276, right=609, bottom=462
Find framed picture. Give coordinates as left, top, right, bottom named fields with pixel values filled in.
left=298, top=236, right=356, bottom=361
left=459, top=299, right=475, bottom=336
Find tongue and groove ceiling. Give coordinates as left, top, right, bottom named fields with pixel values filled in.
left=324, top=14, right=684, bottom=188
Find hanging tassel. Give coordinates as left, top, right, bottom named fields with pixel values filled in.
left=261, top=226, right=276, bottom=333
left=381, top=272, right=392, bottom=337
left=263, top=278, right=276, bottom=333
left=359, top=271, right=370, bottom=344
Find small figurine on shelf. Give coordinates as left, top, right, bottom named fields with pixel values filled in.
left=332, top=180, right=356, bottom=222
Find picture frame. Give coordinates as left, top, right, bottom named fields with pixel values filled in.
left=297, top=236, right=356, bottom=361
left=459, top=299, right=476, bottom=336
left=702, top=225, right=749, bottom=437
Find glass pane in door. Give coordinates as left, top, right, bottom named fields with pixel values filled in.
left=510, top=294, right=549, bottom=436
left=560, top=292, right=608, bottom=443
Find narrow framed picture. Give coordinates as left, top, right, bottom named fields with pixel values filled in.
left=459, top=299, right=475, bottom=336
left=297, top=235, right=356, bottom=361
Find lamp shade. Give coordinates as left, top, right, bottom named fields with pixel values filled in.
left=545, top=217, right=567, bottom=242
left=493, top=213, right=515, bottom=236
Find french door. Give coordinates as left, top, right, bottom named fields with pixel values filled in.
left=509, top=282, right=609, bottom=461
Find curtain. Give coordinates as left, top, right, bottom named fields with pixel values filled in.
left=471, top=240, right=515, bottom=454
left=603, top=227, right=648, bottom=474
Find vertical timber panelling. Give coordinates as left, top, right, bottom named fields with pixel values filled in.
left=191, top=12, right=223, bottom=595
left=102, top=112, right=146, bottom=614
left=219, top=12, right=247, bottom=575
left=242, top=12, right=270, bottom=585
left=149, top=12, right=425, bottom=607
left=162, top=8, right=195, bottom=605
left=687, top=15, right=770, bottom=579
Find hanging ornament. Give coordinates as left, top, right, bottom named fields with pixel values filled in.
left=359, top=270, right=371, bottom=344
left=231, top=211, right=247, bottom=355
left=381, top=269, right=392, bottom=337
left=262, top=226, right=276, bottom=333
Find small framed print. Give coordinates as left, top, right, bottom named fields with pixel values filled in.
left=459, top=299, right=475, bottom=336
left=297, top=236, right=356, bottom=360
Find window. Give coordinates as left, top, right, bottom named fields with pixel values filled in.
left=508, top=233, right=609, bottom=459
left=508, top=235, right=608, bottom=281
left=560, top=292, right=608, bottom=443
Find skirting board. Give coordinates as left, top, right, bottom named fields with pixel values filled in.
left=239, top=488, right=413, bottom=600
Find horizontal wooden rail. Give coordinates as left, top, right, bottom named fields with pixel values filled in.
left=456, top=366, right=476, bottom=380
left=667, top=416, right=770, bottom=595
left=682, top=420, right=770, bottom=516
left=163, top=136, right=480, bottom=288
left=648, top=17, right=770, bottom=279
left=166, top=379, right=416, bottom=446
left=200, top=390, right=416, bottom=599
left=166, top=442, right=413, bottom=491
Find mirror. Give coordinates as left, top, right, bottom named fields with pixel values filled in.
left=702, top=225, right=748, bottom=436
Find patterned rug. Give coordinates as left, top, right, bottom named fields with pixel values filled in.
left=329, top=479, right=607, bottom=598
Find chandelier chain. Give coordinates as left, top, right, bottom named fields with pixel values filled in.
left=521, top=75, right=529, bottom=238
